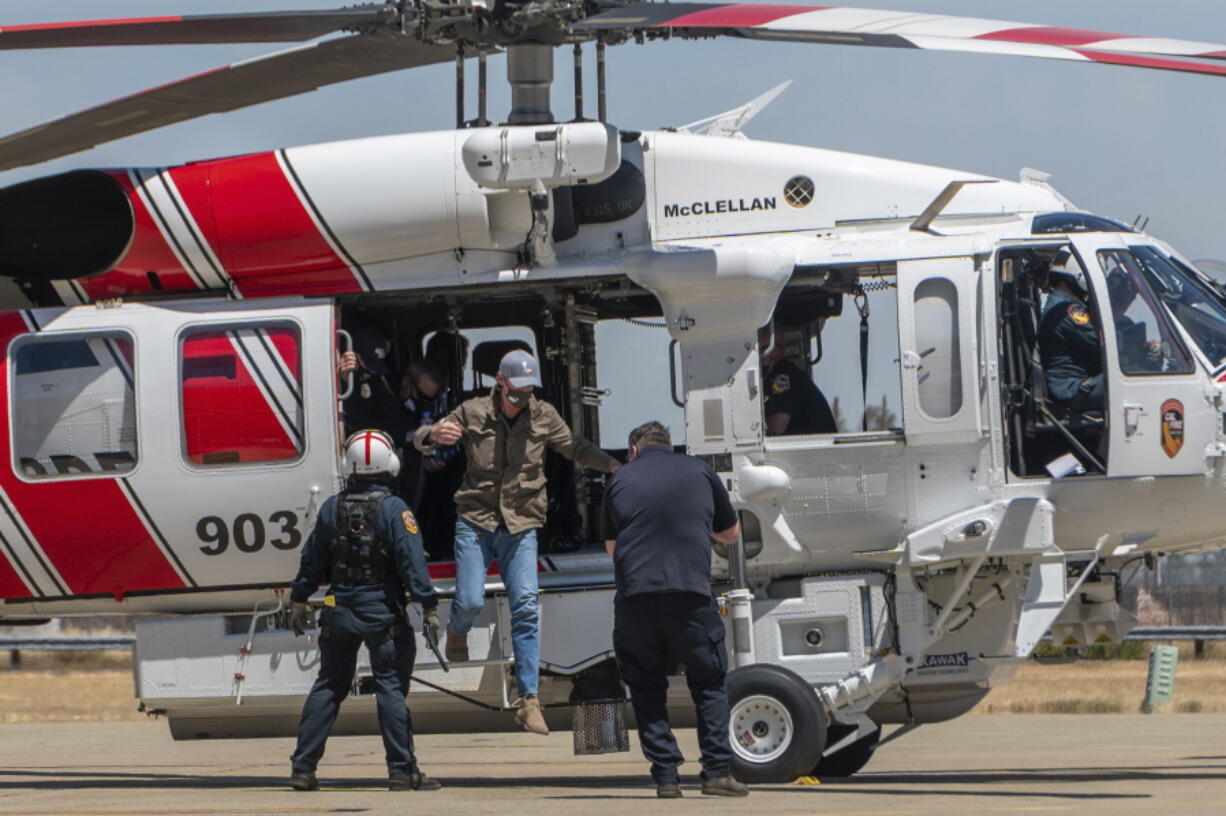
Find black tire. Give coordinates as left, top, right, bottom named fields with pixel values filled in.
left=727, top=664, right=827, bottom=784
left=812, top=726, right=880, bottom=778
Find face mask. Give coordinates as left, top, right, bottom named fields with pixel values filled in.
left=505, top=387, right=531, bottom=408
left=373, top=346, right=387, bottom=360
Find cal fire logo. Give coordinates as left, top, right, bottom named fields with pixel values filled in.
left=1160, top=399, right=1185, bottom=458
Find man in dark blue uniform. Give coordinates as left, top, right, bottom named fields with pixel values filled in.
left=758, top=324, right=837, bottom=435
left=1039, top=254, right=1105, bottom=411
left=601, top=421, right=748, bottom=798
left=287, top=429, right=441, bottom=792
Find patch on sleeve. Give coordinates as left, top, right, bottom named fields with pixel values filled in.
left=771, top=374, right=790, bottom=395
left=1067, top=303, right=1091, bottom=325
left=402, top=510, right=419, bottom=535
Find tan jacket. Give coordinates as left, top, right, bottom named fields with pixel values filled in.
left=414, top=389, right=616, bottom=534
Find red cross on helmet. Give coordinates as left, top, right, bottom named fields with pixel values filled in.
left=342, top=429, right=400, bottom=478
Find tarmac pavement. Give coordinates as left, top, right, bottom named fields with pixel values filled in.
left=2, top=714, right=1225, bottom=815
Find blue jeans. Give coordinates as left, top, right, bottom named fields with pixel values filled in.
left=449, top=518, right=540, bottom=697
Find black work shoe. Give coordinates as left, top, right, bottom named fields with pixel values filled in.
left=389, top=771, right=442, bottom=791
left=701, top=775, right=749, bottom=797
left=289, top=771, right=318, bottom=791
left=656, top=782, right=683, bottom=798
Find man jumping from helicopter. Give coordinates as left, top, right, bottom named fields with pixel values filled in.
left=287, top=429, right=441, bottom=793
left=414, top=350, right=620, bottom=735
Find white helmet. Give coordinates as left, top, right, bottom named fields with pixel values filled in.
left=342, top=429, right=400, bottom=479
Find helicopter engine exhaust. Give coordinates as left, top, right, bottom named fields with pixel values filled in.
left=0, top=170, right=133, bottom=281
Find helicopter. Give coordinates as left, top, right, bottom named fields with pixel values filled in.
left=2, top=0, right=1226, bottom=784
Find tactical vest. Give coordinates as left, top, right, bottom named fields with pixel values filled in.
left=330, top=491, right=393, bottom=587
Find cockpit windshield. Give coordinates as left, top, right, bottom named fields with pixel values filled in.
left=1130, top=245, right=1226, bottom=370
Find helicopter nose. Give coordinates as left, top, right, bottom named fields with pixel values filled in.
left=0, top=169, right=132, bottom=281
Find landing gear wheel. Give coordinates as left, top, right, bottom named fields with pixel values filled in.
left=727, top=664, right=826, bottom=783
left=812, top=726, right=881, bottom=778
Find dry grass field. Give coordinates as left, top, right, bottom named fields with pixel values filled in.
left=0, top=650, right=145, bottom=723
left=5, top=644, right=1226, bottom=722
left=970, top=658, right=1226, bottom=714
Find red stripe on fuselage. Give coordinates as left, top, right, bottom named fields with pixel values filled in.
left=426, top=560, right=547, bottom=579
left=663, top=5, right=824, bottom=28
left=0, top=552, right=27, bottom=598
left=174, top=152, right=361, bottom=297
left=0, top=313, right=185, bottom=597
left=78, top=171, right=201, bottom=301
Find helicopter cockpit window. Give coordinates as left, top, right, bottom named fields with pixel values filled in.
left=1097, top=250, right=1195, bottom=377
left=997, top=245, right=1106, bottom=479
left=179, top=323, right=304, bottom=467
left=1129, top=246, right=1226, bottom=370
left=11, top=332, right=137, bottom=480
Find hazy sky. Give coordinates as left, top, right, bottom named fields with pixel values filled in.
left=3, top=0, right=1225, bottom=440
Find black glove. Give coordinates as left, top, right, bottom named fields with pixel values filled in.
left=289, top=602, right=312, bottom=636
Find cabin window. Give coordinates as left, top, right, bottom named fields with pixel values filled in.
left=596, top=318, right=685, bottom=446
left=763, top=268, right=902, bottom=437
left=180, top=323, right=304, bottom=467
left=1099, top=250, right=1195, bottom=377
left=11, top=332, right=137, bottom=479
left=913, top=277, right=963, bottom=419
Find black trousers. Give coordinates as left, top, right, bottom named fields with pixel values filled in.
left=290, top=620, right=419, bottom=776
left=613, top=592, right=732, bottom=783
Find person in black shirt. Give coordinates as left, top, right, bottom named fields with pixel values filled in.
left=758, top=324, right=837, bottom=435
left=340, top=327, right=408, bottom=442
left=398, top=359, right=460, bottom=560
left=601, top=421, right=748, bottom=799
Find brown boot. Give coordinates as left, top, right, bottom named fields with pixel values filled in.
left=515, top=695, right=550, bottom=735
left=444, top=629, right=469, bottom=662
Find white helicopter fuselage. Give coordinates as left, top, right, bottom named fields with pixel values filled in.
left=2, top=124, right=1221, bottom=754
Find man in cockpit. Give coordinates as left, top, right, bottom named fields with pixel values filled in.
left=1039, top=252, right=1105, bottom=411
left=758, top=323, right=838, bottom=435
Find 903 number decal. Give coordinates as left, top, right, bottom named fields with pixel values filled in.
left=197, top=511, right=301, bottom=555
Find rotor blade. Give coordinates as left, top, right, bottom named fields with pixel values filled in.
left=0, top=34, right=452, bottom=173
left=577, top=4, right=1226, bottom=79
left=0, top=6, right=394, bottom=49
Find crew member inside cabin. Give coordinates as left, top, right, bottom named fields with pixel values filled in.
left=1039, top=252, right=1105, bottom=411
left=414, top=350, right=620, bottom=736
left=398, top=359, right=460, bottom=561
left=339, top=327, right=407, bottom=441
left=287, top=429, right=440, bottom=793
left=758, top=323, right=837, bottom=435
left=601, top=421, right=748, bottom=798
